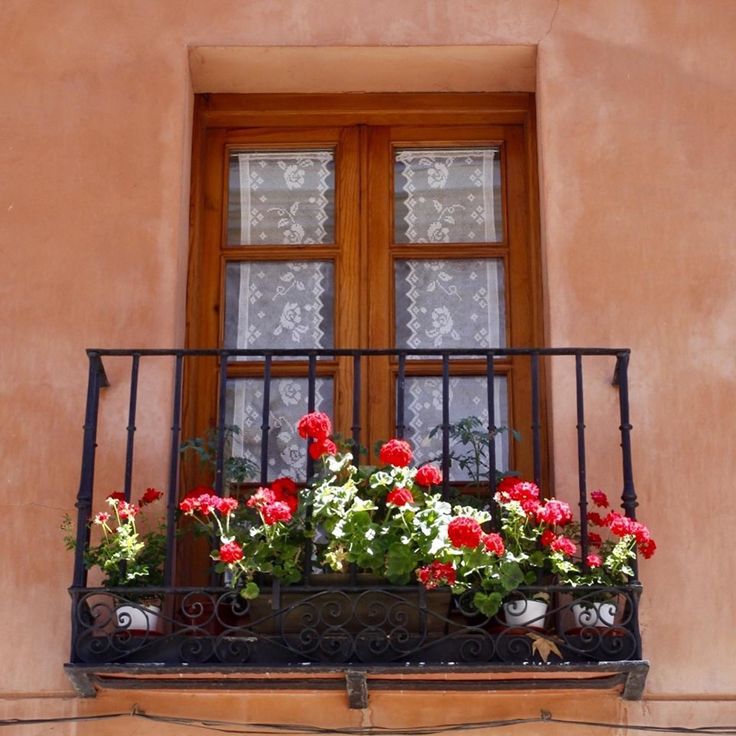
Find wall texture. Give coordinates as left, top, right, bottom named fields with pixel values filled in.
left=1, top=0, right=735, bottom=731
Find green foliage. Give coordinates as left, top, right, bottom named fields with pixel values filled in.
left=180, top=425, right=257, bottom=484
left=429, top=416, right=521, bottom=486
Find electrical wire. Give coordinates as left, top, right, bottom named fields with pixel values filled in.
left=1, top=707, right=735, bottom=734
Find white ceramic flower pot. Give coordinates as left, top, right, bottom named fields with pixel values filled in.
left=503, top=598, right=548, bottom=628
left=115, top=604, right=163, bottom=633
left=572, top=600, right=617, bottom=628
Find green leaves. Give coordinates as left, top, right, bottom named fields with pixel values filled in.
left=473, top=591, right=503, bottom=617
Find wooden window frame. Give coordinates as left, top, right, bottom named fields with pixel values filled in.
left=186, top=93, right=546, bottom=487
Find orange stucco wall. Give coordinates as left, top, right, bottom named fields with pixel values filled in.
left=2, top=0, right=735, bottom=732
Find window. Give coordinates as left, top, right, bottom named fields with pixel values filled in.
left=186, top=94, right=543, bottom=484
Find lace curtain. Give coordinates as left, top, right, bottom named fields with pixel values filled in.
left=226, top=378, right=333, bottom=481
left=228, top=151, right=335, bottom=246
left=394, top=148, right=502, bottom=244
left=395, top=259, right=506, bottom=352
left=403, top=376, right=509, bottom=479
left=224, top=261, right=334, bottom=355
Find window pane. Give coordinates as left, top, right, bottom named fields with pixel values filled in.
left=226, top=377, right=333, bottom=481
left=394, top=147, right=502, bottom=244
left=225, top=261, right=334, bottom=357
left=401, top=376, right=509, bottom=480
left=394, top=259, right=505, bottom=352
left=228, top=151, right=335, bottom=246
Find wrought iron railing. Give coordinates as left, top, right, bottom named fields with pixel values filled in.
left=68, top=348, right=643, bottom=681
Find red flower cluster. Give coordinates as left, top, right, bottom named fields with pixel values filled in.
left=448, top=517, right=483, bottom=549
left=495, top=478, right=540, bottom=514
left=415, top=464, right=442, bottom=487
left=536, top=499, right=573, bottom=527
left=179, top=491, right=239, bottom=516
left=586, top=553, right=603, bottom=568
left=549, top=535, right=576, bottom=556
left=247, top=477, right=299, bottom=518
left=587, top=504, right=656, bottom=559
left=540, top=529, right=556, bottom=547
left=93, top=511, right=110, bottom=525
left=590, top=490, right=609, bottom=508
left=219, top=540, right=244, bottom=564
left=379, top=439, right=413, bottom=467
left=308, top=437, right=337, bottom=460
left=416, top=561, right=457, bottom=590
left=107, top=491, right=126, bottom=502
left=138, top=487, right=164, bottom=506
left=482, top=532, right=505, bottom=556
left=297, top=411, right=332, bottom=440
left=271, top=477, right=300, bottom=513
left=386, top=487, right=413, bottom=507
left=261, top=501, right=293, bottom=525
left=118, top=501, right=139, bottom=520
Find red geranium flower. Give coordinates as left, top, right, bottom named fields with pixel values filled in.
left=297, top=411, right=332, bottom=440
left=415, top=464, right=443, bottom=487
left=118, top=501, right=139, bottom=520
left=495, top=479, right=540, bottom=509
left=587, top=511, right=607, bottom=527
left=308, top=437, right=337, bottom=460
left=271, top=477, right=298, bottom=497
left=638, top=538, right=657, bottom=559
left=261, top=501, right=293, bottom=525
left=587, top=531, right=603, bottom=547
left=586, top=553, right=603, bottom=568
left=386, top=487, right=414, bottom=507
left=93, top=511, right=110, bottom=525
left=447, top=517, right=483, bottom=548
left=216, top=497, right=239, bottom=515
left=607, top=511, right=637, bottom=537
left=482, top=532, right=505, bottom=556
left=246, top=487, right=277, bottom=509
left=379, top=439, right=413, bottom=467
left=590, top=490, right=609, bottom=508
left=138, top=487, right=164, bottom=506
left=219, top=540, right=244, bottom=564
left=107, top=491, right=126, bottom=502
left=540, top=529, right=556, bottom=547
left=416, top=561, right=456, bottom=590
left=536, top=499, right=573, bottom=527
left=179, top=497, right=197, bottom=514
left=550, top=535, right=576, bottom=556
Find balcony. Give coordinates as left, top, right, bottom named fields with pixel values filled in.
left=65, top=348, right=648, bottom=703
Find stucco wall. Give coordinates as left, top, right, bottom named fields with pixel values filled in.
left=1, top=0, right=735, bottom=731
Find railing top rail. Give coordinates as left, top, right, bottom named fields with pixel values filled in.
left=87, top=347, right=630, bottom=358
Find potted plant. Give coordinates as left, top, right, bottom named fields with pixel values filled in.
left=557, top=489, right=656, bottom=628
left=486, top=477, right=578, bottom=627
left=64, top=487, right=167, bottom=633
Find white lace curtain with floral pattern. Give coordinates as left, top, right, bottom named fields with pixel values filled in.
left=224, top=261, right=334, bottom=355
left=395, top=259, right=505, bottom=352
left=226, top=378, right=333, bottom=481
left=394, top=148, right=502, bottom=244
left=228, top=151, right=335, bottom=246
left=404, top=376, right=509, bottom=479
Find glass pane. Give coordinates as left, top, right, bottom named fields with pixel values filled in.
left=226, top=377, right=333, bottom=481
left=394, top=147, right=502, bottom=244
left=394, top=259, right=505, bottom=353
left=401, top=376, right=510, bottom=480
left=225, top=261, right=334, bottom=358
left=227, top=150, right=335, bottom=245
